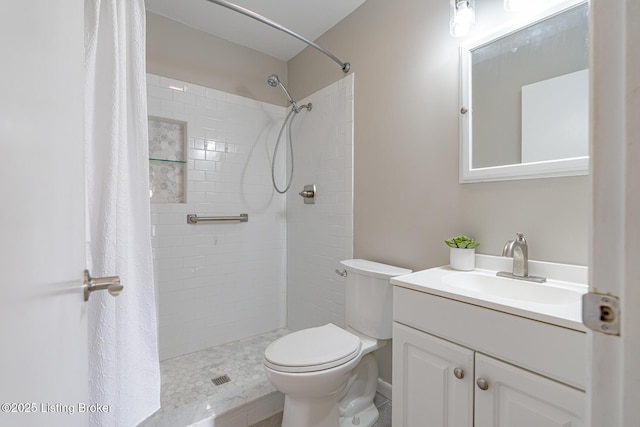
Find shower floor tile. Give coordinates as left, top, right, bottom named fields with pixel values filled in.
left=140, top=328, right=290, bottom=427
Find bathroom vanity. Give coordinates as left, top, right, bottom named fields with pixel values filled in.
left=391, top=255, right=588, bottom=427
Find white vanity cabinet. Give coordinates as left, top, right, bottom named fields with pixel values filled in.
left=392, top=284, right=587, bottom=427
left=393, top=322, right=474, bottom=427
left=474, top=353, right=584, bottom=427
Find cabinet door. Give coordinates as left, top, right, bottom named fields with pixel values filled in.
left=475, top=353, right=585, bottom=427
left=393, top=322, right=474, bottom=427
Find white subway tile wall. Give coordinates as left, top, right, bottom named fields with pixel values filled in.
left=286, top=75, right=354, bottom=330
left=147, top=73, right=354, bottom=360
left=147, top=74, right=288, bottom=360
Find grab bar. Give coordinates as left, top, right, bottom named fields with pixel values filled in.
left=187, top=214, right=249, bottom=224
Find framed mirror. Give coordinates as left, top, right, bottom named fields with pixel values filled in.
left=459, top=0, right=589, bottom=183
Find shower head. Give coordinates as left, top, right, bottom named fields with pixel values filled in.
left=266, top=74, right=279, bottom=87
left=266, top=73, right=297, bottom=107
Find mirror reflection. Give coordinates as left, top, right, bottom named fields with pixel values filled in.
left=462, top=2, right=589, bottom=181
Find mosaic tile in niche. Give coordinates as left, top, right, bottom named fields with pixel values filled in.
left=148, top=116, right=186, bottom=203
left=149, top=161, right=185, bottom=203
left=148, top=117, right=185, bottom=161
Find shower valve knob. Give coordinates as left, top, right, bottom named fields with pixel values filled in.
left=299, top=185, right=316, bottom=204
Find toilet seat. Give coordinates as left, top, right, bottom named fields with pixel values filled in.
left=264, top=324, right=362, bottom=373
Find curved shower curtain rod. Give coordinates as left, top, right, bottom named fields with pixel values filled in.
left=205, top=0, right=351, bottom=73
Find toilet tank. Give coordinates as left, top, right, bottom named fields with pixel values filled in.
left=340, top=259, right=412, bottom=339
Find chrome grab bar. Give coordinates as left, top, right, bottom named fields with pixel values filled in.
left=187, top=214, right=249, bottom=224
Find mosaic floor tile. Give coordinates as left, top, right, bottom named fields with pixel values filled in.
left=140, top=328, right=393, bottom=427
left=140, top=329, right=290, bottom=427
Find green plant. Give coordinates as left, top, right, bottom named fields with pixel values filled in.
left=445, top=235, right=480, bottom=249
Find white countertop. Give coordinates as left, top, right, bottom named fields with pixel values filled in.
left=391, top=255, right=588, bottom=332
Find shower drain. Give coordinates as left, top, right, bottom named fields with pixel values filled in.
left=211, top=374, right=231, bottom=386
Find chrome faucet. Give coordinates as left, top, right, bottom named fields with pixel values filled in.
left=503, top=233, right=528, bottom=277
left=497, top=233, right=546, bottom=283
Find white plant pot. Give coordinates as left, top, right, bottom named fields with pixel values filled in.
left=450, top=247, right=475, bottom=271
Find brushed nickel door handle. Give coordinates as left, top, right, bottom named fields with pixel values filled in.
left=84, top=270, right=123, bottom=301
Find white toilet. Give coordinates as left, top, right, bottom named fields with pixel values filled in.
left=263, top=259, right=412, bottom=427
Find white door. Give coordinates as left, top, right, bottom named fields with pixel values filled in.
left=0, top=2, right=88, bottom=427
left=589, top=1, right=640, bottom=426
left=392, top=323, right=474, bottom=427
left=474, top=354, right=585, bottom=427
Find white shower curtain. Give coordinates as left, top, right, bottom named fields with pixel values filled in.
left=84, top=1, right=161, bottom=426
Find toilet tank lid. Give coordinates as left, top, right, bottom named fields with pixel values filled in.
left=340, top=259, right=412, bottom=279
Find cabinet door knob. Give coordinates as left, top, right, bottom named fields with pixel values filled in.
left=476, top=378, right=489, bottom=391
left=453, top=367, right=465, bottom=379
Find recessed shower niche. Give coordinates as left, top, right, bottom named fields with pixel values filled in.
left=148, top=116, right=187, bottom=203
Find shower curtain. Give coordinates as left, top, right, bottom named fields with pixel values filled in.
left=84, top=0, right=161, bottom=425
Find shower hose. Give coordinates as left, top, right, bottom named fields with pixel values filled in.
left=271, top=106, right=299, bottom=194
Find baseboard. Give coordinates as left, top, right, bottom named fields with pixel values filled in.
left=377, top=378, right=392, bottom=401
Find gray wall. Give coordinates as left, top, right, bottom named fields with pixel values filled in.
left=146, top=12, right=288, bottom=106
left=288, top=0, right=589, bottom=270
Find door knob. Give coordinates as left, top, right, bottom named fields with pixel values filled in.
left=84, top=270, right=123, bottom=301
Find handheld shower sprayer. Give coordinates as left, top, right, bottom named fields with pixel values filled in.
left=266, top=73, right=279, bottom=87
left=266, top=74, right=299, bottom=110
left=266, top=73, right=312, bottom=194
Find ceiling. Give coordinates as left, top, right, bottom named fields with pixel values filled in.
left=145, top=0, right=368, bottom=62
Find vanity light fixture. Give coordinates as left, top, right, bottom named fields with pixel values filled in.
left=450, top=0, right=475, bottom=37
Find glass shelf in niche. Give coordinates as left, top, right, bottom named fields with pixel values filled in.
left=148, top=116, right=187, bottom=203
left=149, top=157, right=187, bottom=164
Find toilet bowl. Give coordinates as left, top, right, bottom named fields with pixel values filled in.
left=263, top=260, right=411, bottom=427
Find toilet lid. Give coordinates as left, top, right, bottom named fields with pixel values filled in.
left=264, top=324, right=361, bottom=373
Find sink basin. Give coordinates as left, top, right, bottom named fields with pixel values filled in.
left=442, top=271, right=583, bottom=305
left=390, top=255, right=588, bottom=331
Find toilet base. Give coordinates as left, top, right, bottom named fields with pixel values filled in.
left=281, top=397, right=380, bottom=427
left=281, top=394, right=340, bottom=427
left=339, top=403, right=379, bottom=427
left=278, top=353, right=380, bottom=427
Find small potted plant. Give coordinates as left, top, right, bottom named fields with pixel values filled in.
left=445, top=235, right=479, bottom=271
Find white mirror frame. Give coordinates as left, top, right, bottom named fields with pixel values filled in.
left=459, top=0, right=589, bottom=183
